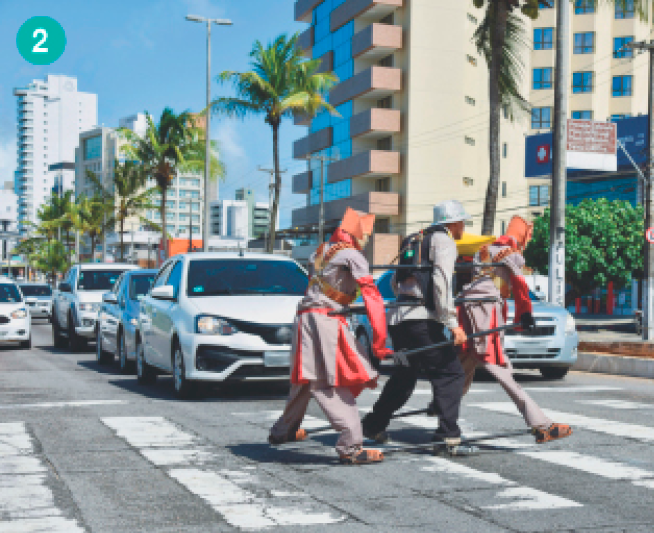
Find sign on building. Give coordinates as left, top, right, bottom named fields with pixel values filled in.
left=566, top=119, right=617, bottom=172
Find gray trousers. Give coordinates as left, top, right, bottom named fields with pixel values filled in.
left=270, top=380, right=363, bottom=457
left=459, top=350, right=552, bottom=430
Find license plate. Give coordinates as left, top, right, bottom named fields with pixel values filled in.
left=264, top=351, right=290, bottom=368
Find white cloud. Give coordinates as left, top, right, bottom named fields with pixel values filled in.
left=215, top=120, right=246, bottom=159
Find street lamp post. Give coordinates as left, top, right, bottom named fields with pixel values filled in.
left=185, top=14, right=232, bottom=253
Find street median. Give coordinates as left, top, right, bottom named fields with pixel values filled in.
left=574, top=347, right=654, bottom=380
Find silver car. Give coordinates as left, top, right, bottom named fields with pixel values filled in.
left=350, top=271, right=578, bottom=380
left=19, top=283, right=53, bottom=320
left=96, top=269, right=157, bottom=373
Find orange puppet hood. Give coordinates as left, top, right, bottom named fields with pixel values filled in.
left=339, top=207, right=375, bottom=241
left=502, top=216, right=534, bottom=251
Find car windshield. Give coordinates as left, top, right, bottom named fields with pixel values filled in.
left=129, top=274, right=155, bottom=301
left=0, top=284, right=22, bottom=303
left=77, top=270, right=124, bottom=291
left=187, top=259, right=308, bottom=297
left=19, top=285, right=52, bottom=297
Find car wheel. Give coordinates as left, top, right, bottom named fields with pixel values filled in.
left=118, top=330, right=132, bottom=374
left=52, top=312, right=67, bottom=349
left=172, top=343, right=196, bottom=399
left=20, top=336, right=31, bottom=349
left=540, top=367, right=570, bottom=380
left=68, top=314, right=86, bottom=353
left=96, top=326, right=112, bottom=364
left=136, top=340, right=156, bottom=385
left=357, top=329, right=380, bottom=371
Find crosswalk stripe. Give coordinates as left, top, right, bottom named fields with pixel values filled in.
left=0, top=423, right=84, bottom=532
left=0, top=400, right=127, bottom=410
left=232, top=410, right=329, bottom=430
left=522, top=386, right=623, bottom=393
left=576, top=399, right=654, bottom=410
left=470, top=402, right=654, bottom=442
left=102, top=417, right=344, bottom=530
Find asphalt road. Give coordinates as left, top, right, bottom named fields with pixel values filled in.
left=1, top=323, right=654, bottom=532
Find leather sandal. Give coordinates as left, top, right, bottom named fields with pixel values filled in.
left=533, top=423, right=572, bottom=444
left=268, top=428, right=308, bottom=446
left=339, top=449, right=384, bottom=465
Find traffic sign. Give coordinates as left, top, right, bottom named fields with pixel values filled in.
left=646, top=227, right=654, bottom=243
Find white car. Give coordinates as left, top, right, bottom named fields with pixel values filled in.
left=137, top=253, right=308, bottom=398
left=52, top=263, right=139, bottom=351
left=0, top=279, right=31, bottom=349
left=19, top=283, right=53, bottom=320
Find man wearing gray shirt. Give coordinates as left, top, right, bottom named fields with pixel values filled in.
left=362, top=200, right=476, bottom=456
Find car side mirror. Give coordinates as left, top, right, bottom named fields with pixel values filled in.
left=103, top=292, right=118, bottom=304
left=58, top=282, right=72, bottom=293
left=151, top=285, right=175, bottom=300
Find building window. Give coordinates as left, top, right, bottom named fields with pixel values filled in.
left=375, top=177, right=390, bottom=192
left=83, top=135, right=102, bottom=160
left=529, top=185, right=550, bottom=206
left=538, top=0, right=553, bottom=7
left=377, top=96, right=392, bottom=109
left=503, top=105, right=509, bottom=119
left=379, top=54, right=394, bottom=67
left=533, top=28, right=553, bottom=50
left=532, top=107, right=552, bottom=129
left=375, top=218, right=391, bottom=234
left=465, top=136, right=476, bottom=146
left=616, top=0, right=635, bottom=18
left=380, top=13, right=394, bottom=24
left=502, top=182, right=507, bottom=197
left=572, top=71, right=593, bottom=93
left=465, top=96, right=476, bottom=106
left=573, top=32, right=594, bottom=54
left=611, top=114, right=631, bottom=121
left=574, top=0, right=594, bottom=14
left=614, top=36, right=634, bottom=58
left=463, top=177, right=474, bottom=186
left=572, top=110, right=593, bottom=120
left=467, top=13, right=478, bottom=24
left=612, top=75, right=632, bottom=96
left=501, top=220, right=506, bottom=234
left=377, top=136, right=392, bottom=150
left=502, top=143, right=508, bottom=158
left=533, top=68, right=553, bottom=90
left=466, top=54, right=477, bottom=66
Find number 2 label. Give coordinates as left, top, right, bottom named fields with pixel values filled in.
left=32, top=29, right=48, bottom=53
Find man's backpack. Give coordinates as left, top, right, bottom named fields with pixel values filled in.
left=396, top=225, right=447, bottom=311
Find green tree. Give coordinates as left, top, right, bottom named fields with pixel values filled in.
left=70, top=193, right=113, bottom=263
left=524, top=199, right=644, bottom=304
left=473, top=0, right=647, bottom=235
left=212, top=33, right=337, bottom=252
left=120, top=110, right=222, bottom=259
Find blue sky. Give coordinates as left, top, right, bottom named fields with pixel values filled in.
left=0, top=0, right=310, bottom=229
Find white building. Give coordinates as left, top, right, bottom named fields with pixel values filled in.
left=13, top=75, right=97, bottom=233
left=0, top=182, right=19, bottom=261
left=210, top=188, right=273, bottom=241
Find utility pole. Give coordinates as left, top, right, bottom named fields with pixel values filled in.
left=548, top=0, right=570, bottom=308
left=258, top=166, right=287, bottom=252
left=302, top=155, right=338, bottom=246
left=629, top=39, right=654, bottom=339
left=188, top=199, right=194, bottom=252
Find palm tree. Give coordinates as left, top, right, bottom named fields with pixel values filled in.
left=212, top=33, right=338, bottom=252
left=473, top=0, right=647, bottom=235
left=119, top=109, right=218, bottom=260
left=71, top=193, right=113, bottom=263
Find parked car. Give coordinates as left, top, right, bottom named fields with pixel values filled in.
left=350, top=270, right=578, bottom=380
left=19, top=283, right=53, bottom=321
left=52, top=263, right=139, bottom=351
left=0, top=278, right=31, bottom=349
left=137, top=253, right=308, bottom=398
left=96, top=269, right=157, bottom=372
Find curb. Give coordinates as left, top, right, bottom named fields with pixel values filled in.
left=578, top=341, right=654, bottom=357
left=574, top=352, right=654, bottom=380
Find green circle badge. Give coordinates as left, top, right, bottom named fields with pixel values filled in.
left=17, top=17, right=66, bottom=65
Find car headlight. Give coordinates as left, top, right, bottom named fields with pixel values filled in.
left=11, top=309, right=27, bottom=319
left=79, top=303, right=100, bottom=313
left=130, top=318, right=139, bottom=326
left=565, top=313, right=576, bottom=334
left=196, top=315, right=239, bottom=335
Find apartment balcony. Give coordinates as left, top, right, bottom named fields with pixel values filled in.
left=350, top=108, right=401, bottom=139
left=327, top=150, right=400, bottom=183
left=292, top=170, right=313, bottom=194
left=293, top=127, right=333, bottom=159
left=297, top=26, right=314, bottom=57
left=292, top=191, right=400, bottom=227
left=295, top=0, right=323, bottom=22
left=294, top=114, right=312, bottom=127
left=352, top=23, right=402, bottom=60
left=330, top=66, right=401, bottom=107
left=331, top=0, right=403, bottom=32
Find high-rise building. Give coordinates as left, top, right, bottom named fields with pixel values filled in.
left=291, top=0, right=530, bottom=263
left=210, top=189, right=272, bottom=241
left=13, top=75, right=97, bottom=233
left=526, top=0, right=654, bottom=218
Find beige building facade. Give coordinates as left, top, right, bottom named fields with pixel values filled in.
left=291, top=0, right=532, bottom=264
